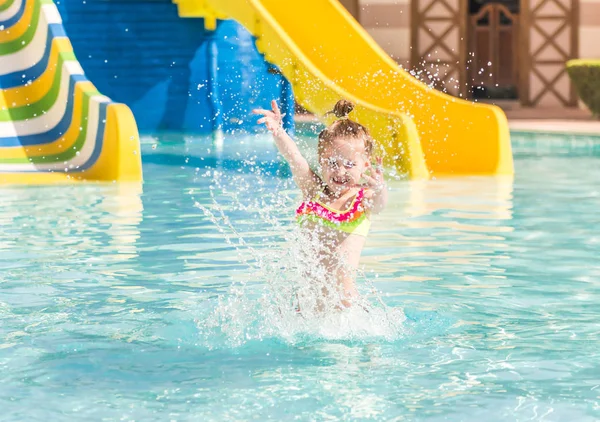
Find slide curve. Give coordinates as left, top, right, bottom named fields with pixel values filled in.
left=0, top=0, right=142, bottom=184
left=174, top=0, right=514, bottom=179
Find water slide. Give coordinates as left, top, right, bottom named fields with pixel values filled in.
left=0, top=0, right=142, bottom=184
left=1, top=0, right=513, bottom=184
left=174, top=0, right=514, bottom=179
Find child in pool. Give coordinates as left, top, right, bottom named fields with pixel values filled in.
left=253, top=99, right=387, bottom=309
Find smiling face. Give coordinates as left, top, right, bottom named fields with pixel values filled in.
left=319, top=138, right=370, bottom=196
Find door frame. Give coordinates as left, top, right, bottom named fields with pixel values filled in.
left=339, top=0, right=361, bottom=20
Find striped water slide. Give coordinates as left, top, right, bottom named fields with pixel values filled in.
left=0, top=0, right=142, bottom=183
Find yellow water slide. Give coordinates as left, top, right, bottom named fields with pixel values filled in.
left=174, top=0, right=513, bottom=179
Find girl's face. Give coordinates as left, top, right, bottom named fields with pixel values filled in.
left=319, top=138, right=370, bottom=196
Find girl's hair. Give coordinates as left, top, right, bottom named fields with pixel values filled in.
left=318, top=100, right=374, bottom=156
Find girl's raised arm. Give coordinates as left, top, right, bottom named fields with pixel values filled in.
left=253, top=100, right=321, bottom=197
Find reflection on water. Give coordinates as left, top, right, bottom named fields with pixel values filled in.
left=99, top=184, right=144, bottom=260
left=362, top=176, right=514, bottom=309
left=0, top=183, right=143, bottom=264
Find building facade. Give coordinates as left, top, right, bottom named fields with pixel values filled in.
left=341, top=0, right=598, bottom=107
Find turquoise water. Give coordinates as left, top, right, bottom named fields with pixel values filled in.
left=2, top=133, right=600, bottom=420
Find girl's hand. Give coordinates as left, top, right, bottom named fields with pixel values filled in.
left=252, top=100, right=284, bottom=135
left=252, top=100, right=319, bottom=198
left=360, top=157, right=385, bottom=192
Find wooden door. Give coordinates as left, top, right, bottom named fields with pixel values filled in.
left=470, top=4, right=519, bottom=98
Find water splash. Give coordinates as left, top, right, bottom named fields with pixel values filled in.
left=190, top=163, right=407, bottom=348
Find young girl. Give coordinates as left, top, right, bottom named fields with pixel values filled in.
left=253, top=99, right=387, bottom=310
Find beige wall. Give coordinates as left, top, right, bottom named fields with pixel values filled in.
left=358, top=0, right=411, bottom=67
left=580, top=0, right=600, bottom=58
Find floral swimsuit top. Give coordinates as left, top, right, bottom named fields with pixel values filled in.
left=296, top=188, right=371, bottom=237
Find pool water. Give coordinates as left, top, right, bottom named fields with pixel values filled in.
left=1, top=132, right=600, bottom=420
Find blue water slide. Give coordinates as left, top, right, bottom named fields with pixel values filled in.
left=56, top=0, right=294, bottom=135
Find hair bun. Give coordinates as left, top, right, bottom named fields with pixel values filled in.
left=332, top=99, right=354, bottom=119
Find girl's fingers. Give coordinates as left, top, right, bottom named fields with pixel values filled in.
left=271, top=100, right=281, bottom=116
left=257, top=117, right=266, bottom=124
left=360, top=174, right=385, bottom=193
left=372, top=157, right=384, bottom=174
left=253, top=109, right=276, bottom=120
left=361, top=174, right=378, bottom=187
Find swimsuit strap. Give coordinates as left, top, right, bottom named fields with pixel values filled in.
left=296, top=188, right=366, bottom=222
left=311, top=188, right=364, bottom=213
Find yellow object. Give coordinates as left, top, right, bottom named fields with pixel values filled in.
left=0, top=0, right=142, bottom=184
left=173, top=0, right=513, bottom=179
